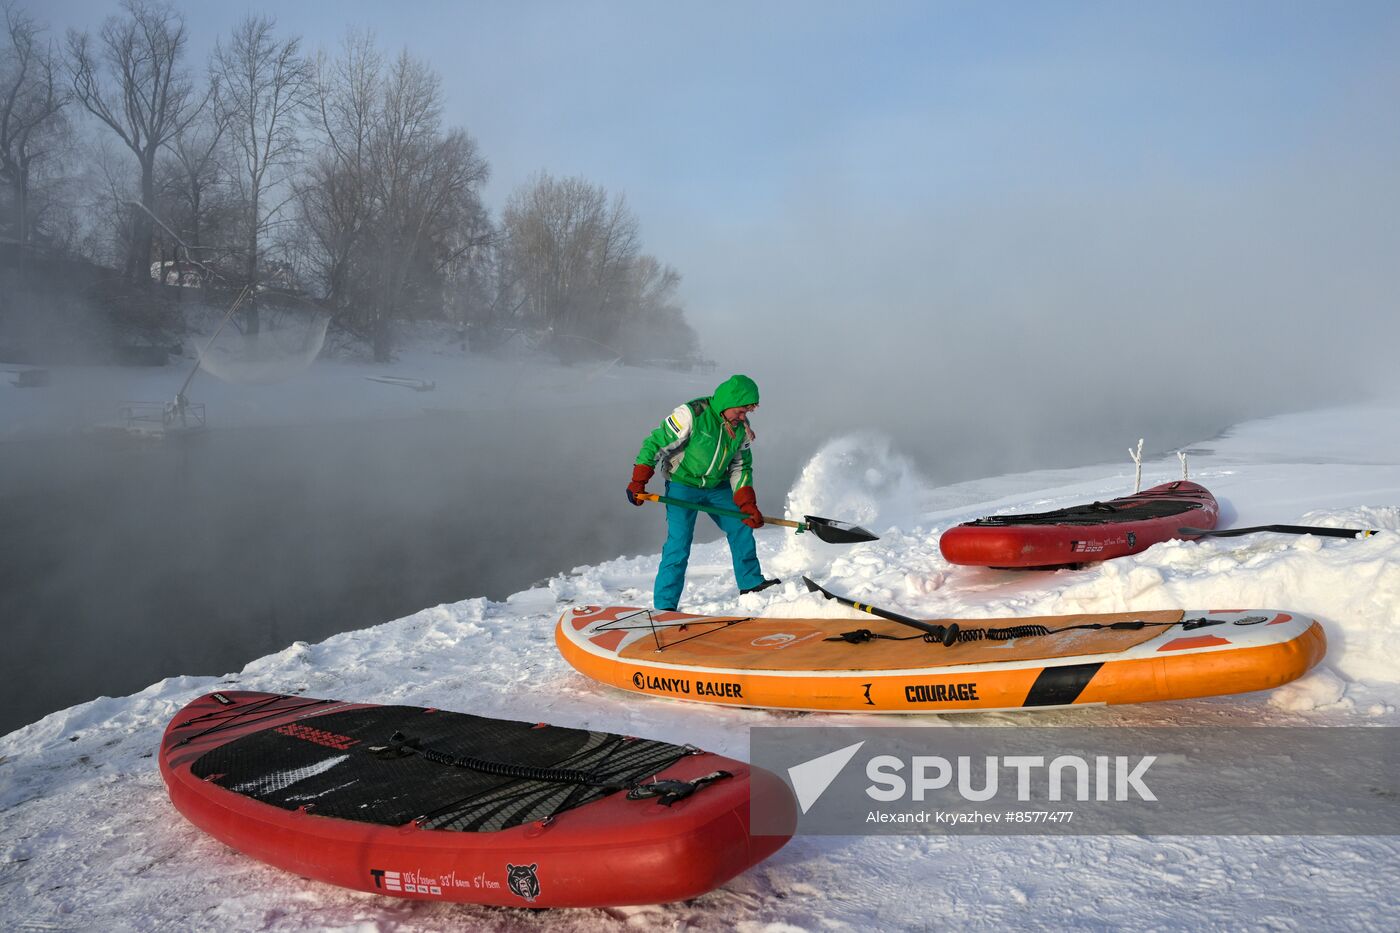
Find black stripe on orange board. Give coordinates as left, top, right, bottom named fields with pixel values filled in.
left=1022, top=663, right=1104, bottom=707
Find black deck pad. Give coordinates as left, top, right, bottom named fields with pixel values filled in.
left=191, top=705, right=689, bottom=832
left=963, top=496, right=1204, bottom=527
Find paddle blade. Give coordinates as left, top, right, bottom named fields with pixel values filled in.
left=803, top=515, right=879, bottom=544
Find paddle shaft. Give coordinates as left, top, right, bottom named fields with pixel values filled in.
left=637, top=492, right=802, bottom=530
left=802, top=576, right=959, bottom=646
left=1180, top=524, right=1377, bottom=540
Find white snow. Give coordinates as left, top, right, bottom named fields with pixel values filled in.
left=2, top=374, right=1399, bottom=930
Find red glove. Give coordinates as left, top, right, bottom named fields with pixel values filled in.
left=733, top=486, right=764, bottom=528
left=627, top=464, right=655, bottom=506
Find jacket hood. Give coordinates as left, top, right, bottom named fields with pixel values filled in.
left=712, top=374, right=759, bottom=411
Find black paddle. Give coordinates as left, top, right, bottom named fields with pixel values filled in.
left=1179, top=524, right=1379, bottom=540
left=802, top=576, right=960, bottom=646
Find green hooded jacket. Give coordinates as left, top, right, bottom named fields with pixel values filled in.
left=635, top=374, right=760, bottom=490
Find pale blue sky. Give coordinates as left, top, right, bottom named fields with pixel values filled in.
left=29, top=1, right=1400, bottom=407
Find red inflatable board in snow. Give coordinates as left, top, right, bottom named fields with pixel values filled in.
left=160, top=691, right=793, bottom=907
left=939, top=481, right=1219, bottom=568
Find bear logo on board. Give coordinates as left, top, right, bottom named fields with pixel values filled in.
left=506, top=863, right=540, bottom=902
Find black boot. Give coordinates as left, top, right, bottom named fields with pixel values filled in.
left=740, top=578, right=781, bottom=595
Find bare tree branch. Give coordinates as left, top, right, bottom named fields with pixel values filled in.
left=65, top=0, right=207, bottom=280
left=210, top=13, right=312, bottom=332
left=2, top=1, right=71, bottom=243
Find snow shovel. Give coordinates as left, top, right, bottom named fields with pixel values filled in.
left=634, top=492, right=878, bottom=544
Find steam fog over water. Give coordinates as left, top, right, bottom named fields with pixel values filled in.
left=2, top=399, right=669, bottom=735
left=0, top=372, right=1336, bottom=736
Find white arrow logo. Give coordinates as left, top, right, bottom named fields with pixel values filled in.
left=788, top=741, right=865, bottom=814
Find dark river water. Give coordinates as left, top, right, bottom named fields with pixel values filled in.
left=0, top=401, right=816, bottom=736
left=0, top=385, right=1285, bottom=736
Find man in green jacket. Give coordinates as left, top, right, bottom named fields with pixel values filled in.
left=627, top=374, right=780, bottom=610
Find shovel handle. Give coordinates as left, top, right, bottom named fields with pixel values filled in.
left=636, top=492, right=803, bottom=530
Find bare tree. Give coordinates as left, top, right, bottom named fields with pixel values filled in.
left=295, top=37, right=490, bottom=360
left=160, top=107, right=229, bottom=255
left=501, top=173, right=640, bottom=356
left=584, top=190, right=639, bottom=336
left=440, top=195, right=496, bottom=343
left=2, top=2, right=70, bottom=245
left=72, top=137, right=132, bottom=268
left=210, top=14, right=312, bottom=334
left=359, top=49, right=487, bottom=359
left=616, top=254, right=697, bottom=360
left=298, top=30, right=379, bottom=310
left=503, top=174, right=601, bottom=332
left=67, top=0, right=206, bottom=282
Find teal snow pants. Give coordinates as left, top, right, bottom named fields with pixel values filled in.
left=654, top=480, right=765, bottom=610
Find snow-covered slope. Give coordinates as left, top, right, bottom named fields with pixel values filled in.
left=3, top=400, right=1398, bottom=931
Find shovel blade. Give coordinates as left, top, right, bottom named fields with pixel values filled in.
left=804, top=515, right=879, bottom=544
